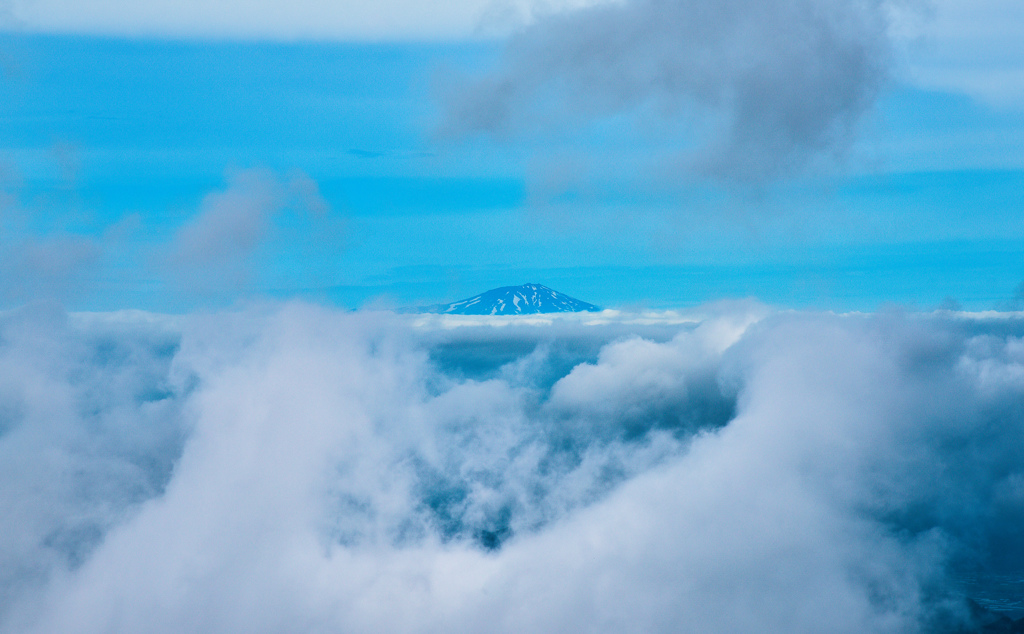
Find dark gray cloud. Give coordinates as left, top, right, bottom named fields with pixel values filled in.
left=441, top=0, right=894, bottom=183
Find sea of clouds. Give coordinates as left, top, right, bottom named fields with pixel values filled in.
left=1, top=299, right=1023, bottom=632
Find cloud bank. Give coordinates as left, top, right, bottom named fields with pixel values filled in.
left=441, top=0, right=894, bottom=183
left=1, top=301, right=1024, bottom=632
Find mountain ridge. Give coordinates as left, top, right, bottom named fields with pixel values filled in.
left=415, top=283, right=601, bottom=315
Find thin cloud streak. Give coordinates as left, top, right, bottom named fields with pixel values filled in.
left=0, top=0, right=608, bottom=40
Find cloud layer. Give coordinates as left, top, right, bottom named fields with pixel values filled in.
left=1, top=301, right=1024, bottom=632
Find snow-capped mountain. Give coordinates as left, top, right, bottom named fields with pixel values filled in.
left=423, top=284, right=600, bottom=315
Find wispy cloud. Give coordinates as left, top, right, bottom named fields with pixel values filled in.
left=0, top=165, right=343, bottom=310
left=440, top=0, right=895, bottom=184
left=0, top=160, right=105, bottom=307
left=160, top=167, right=341, bottom=301
left=168, top=169, right=284, bottom=272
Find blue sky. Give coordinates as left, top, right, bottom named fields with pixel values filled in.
left=1, top=0, right=1023, bottom=312
left=6, top=5, right=1024, bottom=627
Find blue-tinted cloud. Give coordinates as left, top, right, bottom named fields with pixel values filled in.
left=2, top=302, right=1024, bottom=632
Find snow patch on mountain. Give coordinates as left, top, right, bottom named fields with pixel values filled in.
left=422, top=283, right=600, bottom=315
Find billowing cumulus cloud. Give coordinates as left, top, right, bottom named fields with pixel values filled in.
left=1, top=301, right=1024, bottom=632
left=0, top=304, right=186, bottom=625
left=441, top=0, right=894, bottom=183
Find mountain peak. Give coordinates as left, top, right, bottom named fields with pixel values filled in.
left=422, top=284, right=600, bottom=315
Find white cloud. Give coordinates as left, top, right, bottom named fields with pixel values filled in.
left=2, top=302, right=1024, bottom=632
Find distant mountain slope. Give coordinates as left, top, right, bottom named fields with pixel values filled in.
left=421, top=284, right=600, bottom=315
